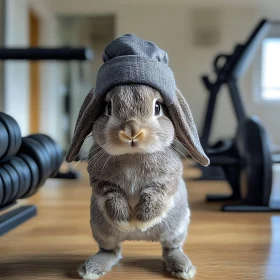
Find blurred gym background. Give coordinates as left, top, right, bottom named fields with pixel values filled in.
left=1, top=1, right=280, bottom=279
left=1, top=0, right=279, bottom=154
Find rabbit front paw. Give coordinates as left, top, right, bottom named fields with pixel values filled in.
left=104, top=193, right=133, bottom=231
left=132, top=215, right=163, bottom=232
left=115, top=220, right=136, bottom=232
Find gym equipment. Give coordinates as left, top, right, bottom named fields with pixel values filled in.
left=0, top=112, right=21, bottom=161
left=197, top=18, right=280, bottom=211
left=0, top=122, right=9, bottom=158
left=9, top=157, right=32, bottom=198
left=0, top=45, right=93, bottom=235
left=0, top=114, right=64, bottom=236
left=2, top=163, right=20, bottom=202
left=0, top=206, right=37, bottom=237
left=0, top=47, right=93, bottom=60
left=0, top=46, right=94, bottom=180
left=0, top=167, right=13, bottom=205
left=17, top=154, right=40, bottom=198
left=29, top=134, right=63, bottom=177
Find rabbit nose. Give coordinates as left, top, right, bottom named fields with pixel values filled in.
left=121, top=119, right=140, bottom=136
left=119, top=130, right=146, bottom=143
left=119, top=120, right=146, bottom=143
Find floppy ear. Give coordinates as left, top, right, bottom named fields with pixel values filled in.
left=168, top=87, right=210, bottom=166
left=66, top=89, right=103, bottom=162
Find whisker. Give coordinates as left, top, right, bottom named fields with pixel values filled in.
left=74, top=158, right=83, bottom=168
left=91, top=150, right=106, bottom=170
left=88, top=149, right=104, bottom=165
left=67, top=148, right=91, bottom=162
left=102, top=155, right=111, bottom=170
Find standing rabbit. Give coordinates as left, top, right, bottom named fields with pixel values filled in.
left=66, top=34, right=209, bottom=280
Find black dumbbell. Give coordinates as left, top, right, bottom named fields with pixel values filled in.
left=17, top=154, right=40, bottom=198
left=27, top=135, right=56, bottom=177
left=0, top=112, right=21, bottom=161
left=0, top=122, right=9, bottom=159
left=0, top=167, right=13, bottom=206
left=1, top=163, right=20, bottom=202
left=29, top=134, right=63, bottom=177
left=8, top=157, right=32, bottom=199
left=19, top=137, right=49, bottom=190
left=42, top=134, right=64, bottom=177
left=0, top=175, right=4, bottom=206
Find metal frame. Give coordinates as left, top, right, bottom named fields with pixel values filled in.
left=0, top=205, right=37, bottom=236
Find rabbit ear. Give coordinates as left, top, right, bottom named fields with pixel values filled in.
left=66, top=89, right=103, bottom=162
left=168, top=87, right=210, bottom=166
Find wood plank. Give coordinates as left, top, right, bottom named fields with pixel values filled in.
left=29, top=10, right=40, bottom=133
left=0, top=161, right=279, bottom=280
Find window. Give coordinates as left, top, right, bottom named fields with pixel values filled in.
left=261, top=38, right=280, bottom=100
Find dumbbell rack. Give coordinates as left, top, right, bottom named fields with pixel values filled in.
left=0, top=112, right=65, bottom=236
left=0, top=47, right=93, bottom=236
left=0, top=204, right=37, bottom=236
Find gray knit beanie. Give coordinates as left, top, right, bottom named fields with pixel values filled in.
left=95, top=34, right=176, bottom=105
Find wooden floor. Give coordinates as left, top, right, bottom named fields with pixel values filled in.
left=1, top=161, right=280, bottom=280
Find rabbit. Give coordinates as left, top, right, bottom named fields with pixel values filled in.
left=66, top=83, right=209, bottom=280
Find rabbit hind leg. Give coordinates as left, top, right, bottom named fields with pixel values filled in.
left=161, top=235, right=196, bottom=280
left=78, top=242, right=121, bottom=280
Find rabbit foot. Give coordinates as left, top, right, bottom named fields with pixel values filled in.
left=78, top=249, right=121, bottom=280
left=115, top=221, right=136, bottom=232
left=169, top=265, right=196, bottom=280
left=78, top=264, right=105, bottom=280
left=78, top=267, right=105, bottom=280
left=132, top=216, right=163, bottom=232
left=163, top=248, right=196, bottom=280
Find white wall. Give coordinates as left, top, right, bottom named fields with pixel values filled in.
left=118, top=6, right=280, bottom=145
left=4, top=0, right=30, bottom=135
left=28, top=0, right=64, bottom=146
left=48, top=0, right=280, bottom=146
left=0, top=0, right=5, bottom=111
left=4, top=0, right=64, bottom=147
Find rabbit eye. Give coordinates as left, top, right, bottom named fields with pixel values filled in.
left=154, top=101, right=161, bottom=116
left=107, top=101, right=112, bottom=116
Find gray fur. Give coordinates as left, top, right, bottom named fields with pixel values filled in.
left=74, top=85, right=199, bottom=280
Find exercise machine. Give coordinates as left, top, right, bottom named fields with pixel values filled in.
left=197, top=19, right=280, bottom=211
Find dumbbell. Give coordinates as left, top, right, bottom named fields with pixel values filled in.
left=0, top=133, right=63, bottom=207
left=0, top=154, right=40, bottom=206
left=0, top=113, right=21, bottom=161
left=27, top=134, right=63, bottom=177
left=18, top=135, right=63, bottom=191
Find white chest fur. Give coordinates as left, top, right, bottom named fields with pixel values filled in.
left=120, top=167, right=141, bottom=209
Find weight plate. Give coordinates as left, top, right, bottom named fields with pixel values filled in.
left=0, top=167, right=13, bottom=205
left=19, top=137, right=49, bottom=189
left=237, top=117, right=273, bottom=206
left=28, top=134, right=55, bottom=177
left=18, top=153, right=40, bottom=198
left=0, top=122, right=9, bottom=158
left=0, top=112, right=21, bottom=159
left=9, top=157, right=32, bottom=199
left=0, top=176, right=4, bottom=205
left=41, top=134, right=63, bottom=176
left=2, top=163, right=20, bottom=202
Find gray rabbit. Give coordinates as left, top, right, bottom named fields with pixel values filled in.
left=66, top=35, right=209, bottom=280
